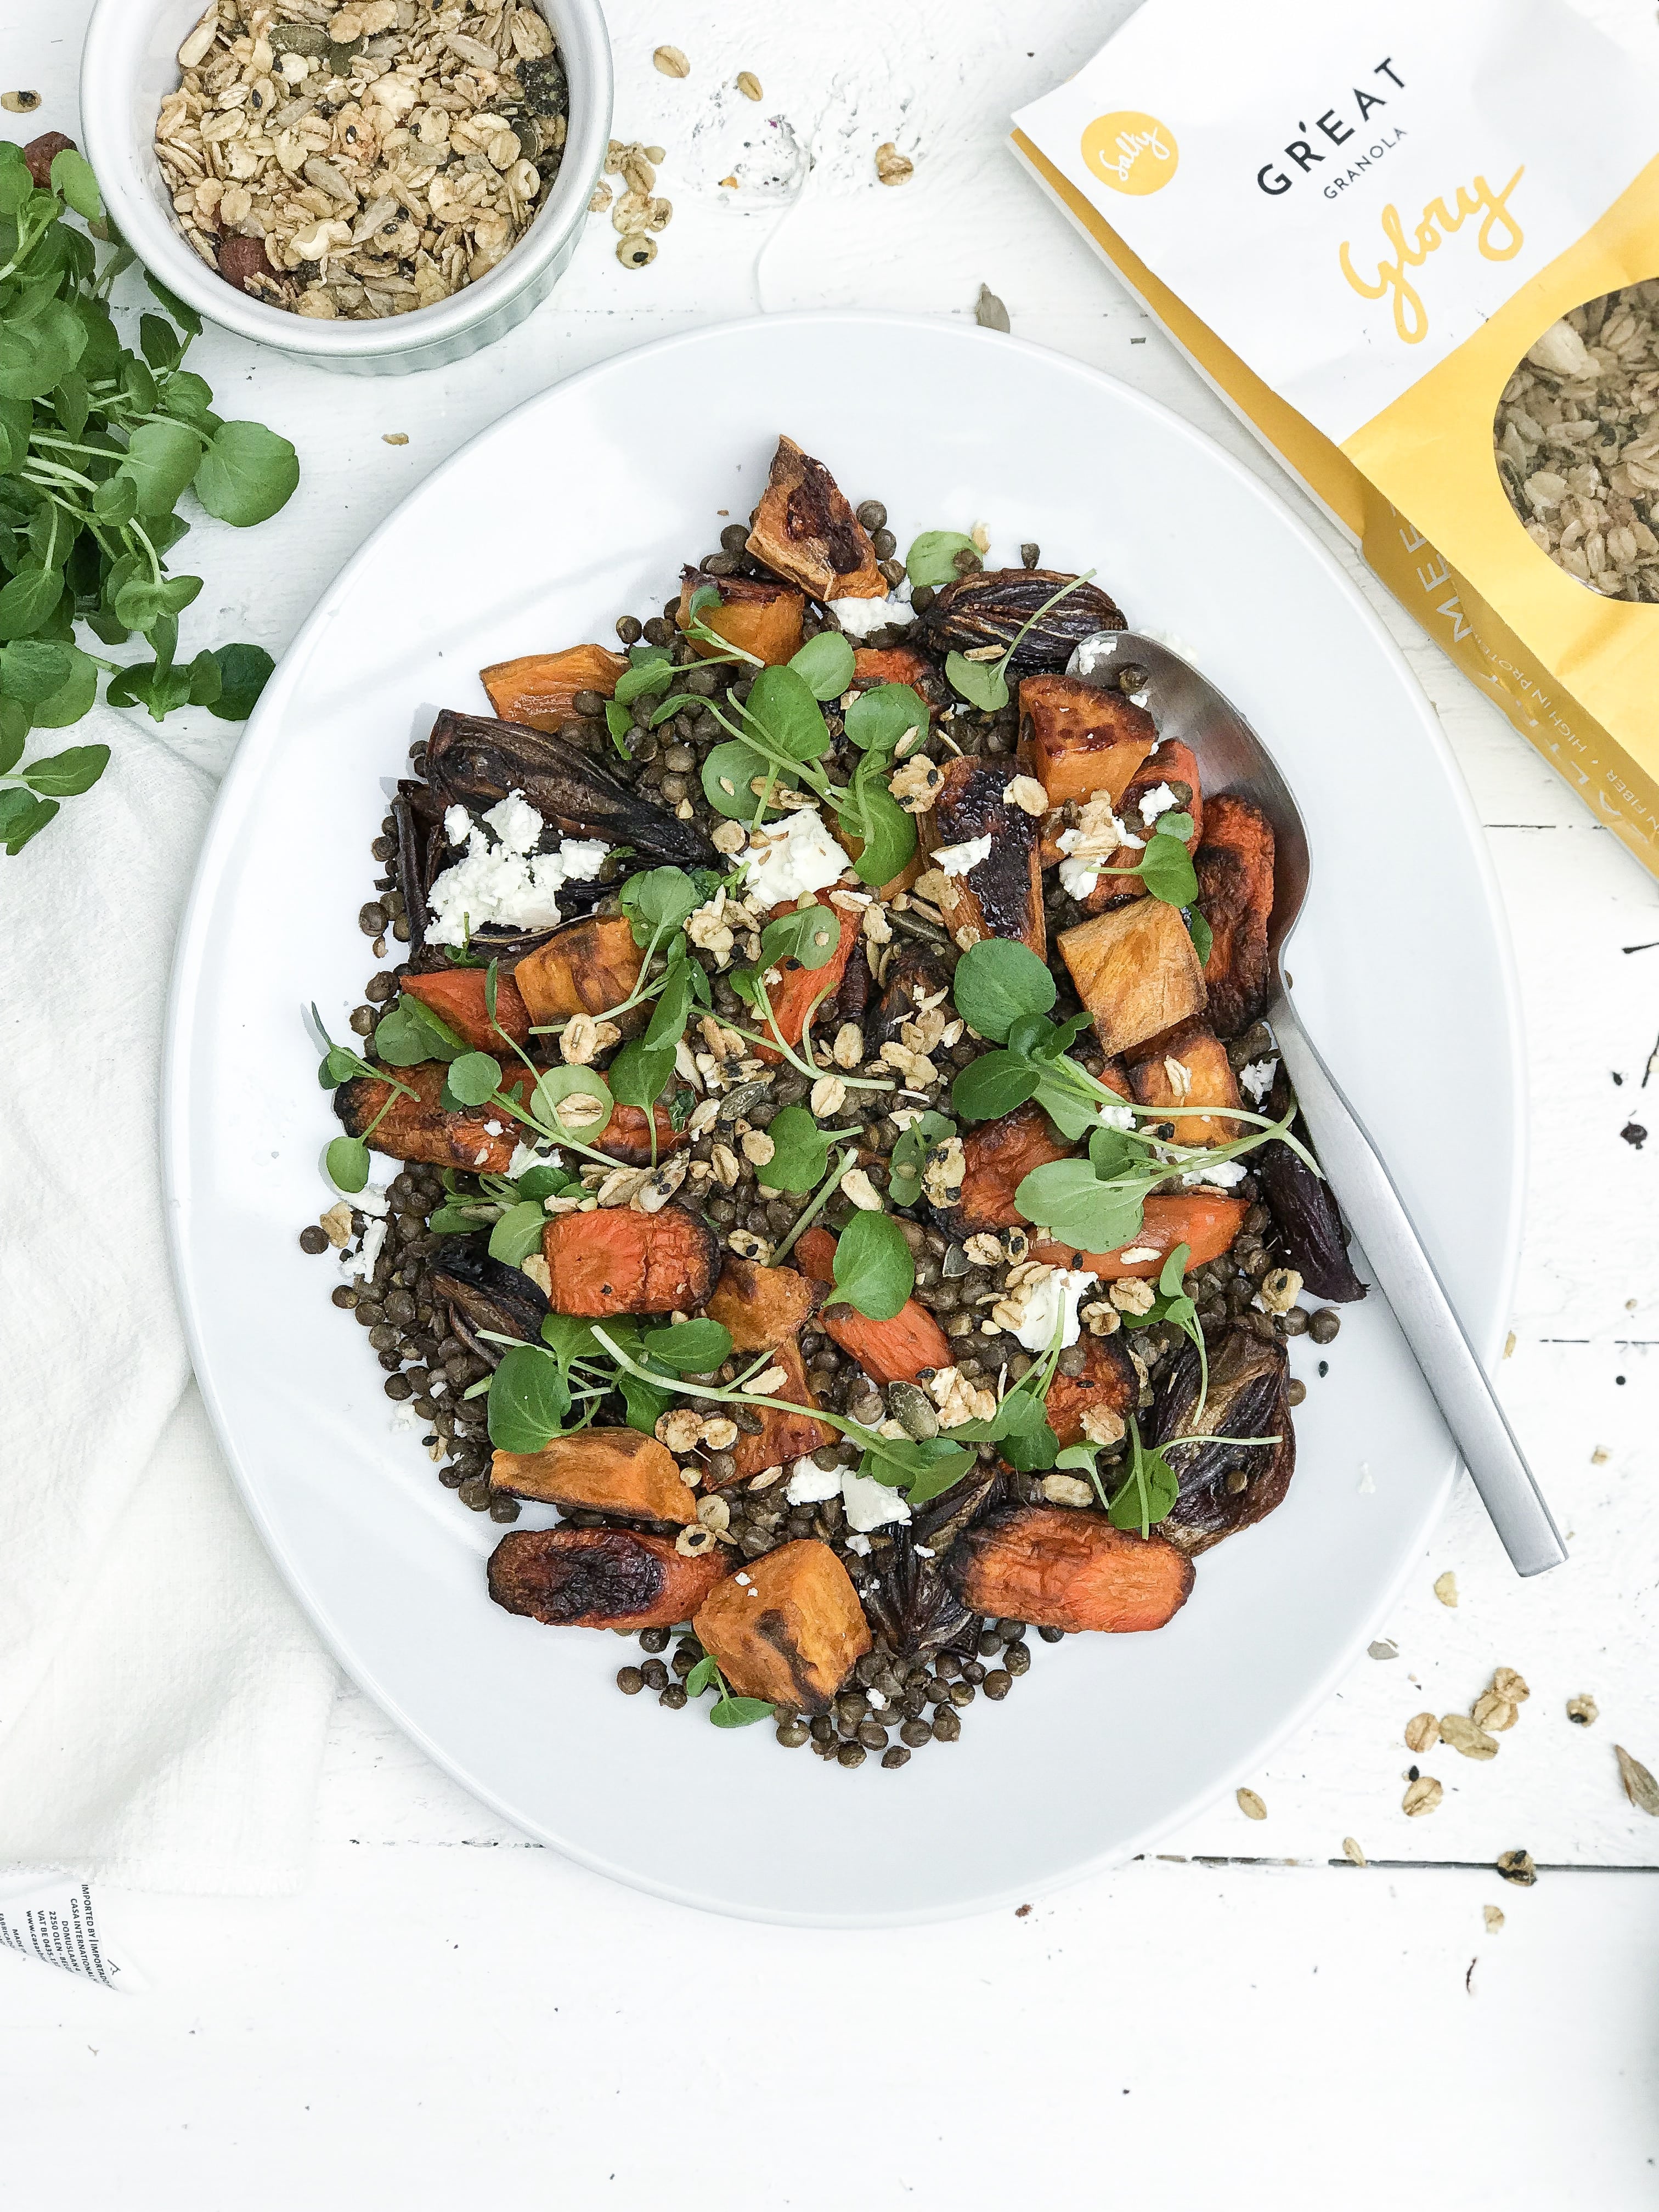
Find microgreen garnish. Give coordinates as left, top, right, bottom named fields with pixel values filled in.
left=684, top=1654, right=773, bottom=1729
left=1116, top=1240, right=1210, bottom=1419
left=885, top=1110, right=956, bottom=1208
left=0, top=138, right=295, bottom=853
left=827, top=1209, right=915, bottom=1321
left=904, top=530, right=981, bottom=588
left=311, top=1007, right=419, bottom=1192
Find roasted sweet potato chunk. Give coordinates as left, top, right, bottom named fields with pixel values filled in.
left=1059, top=899, right=1207, bottom=1059
left=1194, top=794, right=1275, bottom=1039
left=512, top=915, right=644, bottom=1026
left=1126, top=1019, right=1243, bottom=1147
left=1041, top=1332, right=1138, bottom=1448
left=335, top=1059, right=534, bottom=1173
left=1019, top=675, right=1156, bottom=809
left=489, top=1527, right=728, bottom=1629
left=945, top=1506, right=1194, bottom=1633
left=937, top=1102, right=1074, bottom=1239
left=543, top=1205, right=719, bottom=1317
left=1085, top=739, right=1204, bottom=912
left=693, top=1538, right=872, bottom=1713
left=746, top=436, right=886, bottom=600
left=753, top=893, right=859, bottom=1063
left=490, top=1429, right=695, bottom=1525
left=706, top=1258, right=819, bottom=1351
left=401, top=967, right=529, bottom=1052
left=851, top=645, right=935, bottom=690
left=677, top=568, right=805, bottom=665
left=1032, top=1192, right=1248, bottom=1279
left=794, top=1227, right=952, bottom=1385
left=724, top=1336, right=836, bottom=1482
left=919, top=756, right=1044, bottom=957
left=479, top=643, right=628, bottom=733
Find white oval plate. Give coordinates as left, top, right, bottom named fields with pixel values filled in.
left=164, top=313, right=1523, bottom=1925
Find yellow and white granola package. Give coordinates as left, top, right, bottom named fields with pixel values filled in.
left=1012, top=0, right=1659, bottom=878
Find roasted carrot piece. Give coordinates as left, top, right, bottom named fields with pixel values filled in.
left=402, top=966, right=530, bottom=1051
left=1194, top=794, right=1276, bottom=1039
left=852, top=645, right=935, bottom=690
left=677, top=568, right=805, bottom=665
left=794, top=1227, right=952, bottom=1385
left=705, top=1258, right=820, bottom=1351
left=693, top=1538, right=872, bottom=1712
left=1059, top=899, right=1208, bottom=1059
left=594, top=1103, right=691, bottom=1166
left=335, top=1059, right=536, bottom=1173
left=1084, top=738, right=1204, bottom=912
left=543, top=1205, right=720, bottom=1317
left=746, top=436, right=887, bottom=601
left=945, top=1506, right=1194, bottom=1633
left=478, top=642, right=628, bottom=733
left=1031, top=1192, right=1248, bottom=1280
left=512, top=915, right=644, bottom=1026
left=490, top=1429, right=696, bottom=1525
left=724, top=1336, right=835, bottom=1482
left=1041, top=1333, right=1139, bottom=1448
left=488, top=1526, right=729, bottom=1630
left=753, top=893, right=859, bottom=1064
left=936, top=1102, right=1074, bottom=1239
left=1126, top=1018, right=1243, bottom=1146
left=1018, top=675, right=1156, bottom=809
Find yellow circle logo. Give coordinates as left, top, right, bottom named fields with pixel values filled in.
left=1081, top=111, right=1179, bottom=196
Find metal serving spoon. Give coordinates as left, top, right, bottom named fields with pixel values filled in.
left=1065, top=630, right=1565, bottom=1577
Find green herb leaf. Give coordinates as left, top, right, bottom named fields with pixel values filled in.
left=642, top=1318, right=733, bottom=1372
left=950, top=1049, right=1041, bottom=1123
left=49, top=148, right=103, bottom=221
left=120, top=419, right=201, bottom=516
left=838, top=760, right=915, bottom=888
left=951, top=939, right=1056, bottom=1042
left=619, top=864, right=701, bottom=946
left=205, top=641, right=273, bottom=722
left=21, top=742, right=108, bottom=797
left=144, top=269, right=203, bottom=337
left=789, top=629, right=855, bottom=700
left=1187, top=907, right=1214, bottom=966
left=531, top=1064, right=614, bottom=1137
left=444, top=1051, right=503, bottom=1107
left=607, top=1037, right=675, bottom=1114
left=325, top=1134, right=370, bottom=1192
left=0, top=567, right=63, bottom=641
left=830, top=1210, right=914, bottom=1321
left=1138, top=822, right=1199, bottom=908
left=0, top=789, right=57, bottom=853
left=0, top=639, right=72, bottom=705
left=760, top=902, right=840, bottom=972
left=1106, top=1421, right=1181, bottom=1537
left=193, top=420, right=300, bottom=527
left=618, top=1366, right=675, bottom=1437
left=906, top=530, right=979, bottom=588
left=702, top=737, right=776, bottom=820
left=944, top=649, right=1009, bottom=713
left=744, top=663, right=831, bottom=763
left=709, top=1695, right=775, bottom=1729
left=487, top=1344, right=571, bottom=1453
left=843, top=681, right=928, bottom=757
left=761, top=1104, right=830, bottom=1192
left=1015, top=1158, right=1144, bottom=1254
left=642, top=958, right=693, bottom=1047
left=613, top=655, right=675, bottom=707
left=685, top=1654, right=718, bottom=1697
left=514, top=1161, right=571, bottom=1201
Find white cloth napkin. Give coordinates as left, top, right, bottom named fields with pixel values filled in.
left=0, top=718, right=336, bottom=1894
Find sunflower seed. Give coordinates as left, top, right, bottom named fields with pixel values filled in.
left=1615, top=1743, right=1659, bottom=1815
left=1236, top=1787, right=1267, bottom=1821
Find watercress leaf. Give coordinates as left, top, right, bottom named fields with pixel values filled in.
left=642, top=960, right=692, bottom=1047
left=1013, top=1158, right=1142, bottom=1253
left=843, top=681, right=927, bottom=757
left=951, top=1049, right=1040, bottom=1122
left=444, top=1051, right=503, bottom=1107
left=0, top=566, right=63, bottom=640
left=541, top=1313, right=600, bottom=1366
left=1031, top=1071, right=1110, bottom=1144
left=604, top=697, right=633, bottom=756
left=648, top=690, right=703, bottom=727
left=612, top=655, right=675, bottom=706
left=199, top=639, right=273, bottom=721
left=54, top=371, right=90, bottom=438
left=119, top=419, right=204, bottom=517
left=193, top=419, right=300, bottom=527
left=531, top=1064, right=614, bottom=1138
left=900, top=1442, right=979, bottom=1505
left=1187, top=907, right=1214, bottom=966
left=111, top=572, right=201, bottom=631
left=951, top=939, right=1056, bottom=1042
left=992, top=1387, right=1051, bottom=1440
left=325, top=1134, right=370, bottom=1193
left=618, top=864, right=701, bottom=946
left=160, top=369, right=216, bottom=425
left=1106, top=1436, right=1180, bottom=1534
left=905, top=530, right=979, bottom=589
left=1005, top=1012, right=1057, bottom=1059
left=91, top=470, right=138, bottom=526
left=0, top=395, right=31, bottom=473
left=143, top=269, right=202, bottom=337
left=0, top=154, right=30, bottom=219
left=487, top=1344, right=570, bottom=1453
left=1053, top=1443, right=1099, bottom=1474
left=607, top=1037, right=675, bottom=1113
left=184, top=648, right=224, bottom=707
left=1001, top=1419, right=1060, bottom=1473
left=841, top=768, right=915, bottom=888
left=760, top=904, right=840, bottom=972
left=139, top=312, right=182, bottom=373
left=0, top=298, right=84, bottom=400
left=944, top=649, right=1008, bottom=713
left=1087, top=1124, right=1139, bottom=1177
left=685, top=1654, right=717, bottom=1697
left=487, top=1199, right=551, bottom=1266
left=702, top=737, right=776, bottom=820
left=761, top=1104, right=829, bottom=1193
left=642, top=1318, right=733, bottom=1372
left=618, top=1366, right=675, bottom=1438
left=49, top=147, right=102, bottom=221
left=789, top=628, right=855, bottom=700
left=0, top=638, right=72, bottom=704
left=710, top=1695, right=775, bottom=1729
left=21, top=742, right=108, bottom=797
left=0, top=697, right=26, bottom=774
left=374, top=995, right=464, bottom=1066
left=0, top=789, right=56, bottom=853
left=831, top=1209, right=914, bottom=1321
left=1158, top=1242, right=1192, bottom=1299
left=1138, top=830, right=1198, bottom=909
left=687, top=584, right=720, bottom=618
left=514, top=1163, right=569, bottom=1201
left=743, top=664, right=830, bottom=764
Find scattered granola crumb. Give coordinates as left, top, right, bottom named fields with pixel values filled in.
left=1433, top=1571, right=1459, bottom=1607
left=736, top=71, right=762, bottom=101
left=1341, top=1836, right=1367, bottom=1867
left=875, top=142, right=914, bottom=187
left=1014, top=1902, right=1032, bottom=1917
left=1440, top=1713, right=1499, bottom=1762
left=1590, top=1444, right=1610, bottom=1464
left=1402, top=1775, right=1443, bottom=1816
left=1483, top=1904, right=1506, bottom=1934
left=1496, top=1848, right=1537, bottom=1886
left=1503, top=1330, right=1516, bottom=1358
left=1566, top=1693, right=1600, bottom=1726
left=382, top=432, right=409, bottom=446
left=1236, top=1787, right=1267, bottom=1821
left=2, top=89, right=42, bottom=114
left=1404, top=1712, right=1440, bottom=1754
left=1615, top=1743, right=1659, bottom=1815
left=653, top=44, right=690, bottom=77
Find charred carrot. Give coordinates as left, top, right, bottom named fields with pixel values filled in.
left=794, top=1227, right=951, bottom=1385
left=543, top=1205, right=720, bottom=1317
left=1032, top=1193, right=1249, bottom=1280
left=488, top=1527, right=729, bottom=1629
left=754, top=894, right=860, bottom=1065
left=403, top=966, right=530, bottom=1051
left=479, top=642, right=628, bottom=733
left=945, top=1506, right=1194, bottom=1634
left=723, top=1338, right=835, bottom=1483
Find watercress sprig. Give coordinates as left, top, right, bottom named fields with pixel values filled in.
left=684, top=1654, right=773, bottom=1729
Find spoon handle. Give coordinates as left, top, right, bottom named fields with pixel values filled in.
left=1268, top=992, right=1566, bottom=1578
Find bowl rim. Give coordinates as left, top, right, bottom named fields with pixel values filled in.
left=78, top=0, right=613, bottom=360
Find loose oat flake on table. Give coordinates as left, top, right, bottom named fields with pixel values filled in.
left=155, top=0, right=568, bottom=319
left=297, top=433, right=1366, bottom=1772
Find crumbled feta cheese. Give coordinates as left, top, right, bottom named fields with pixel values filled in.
left=388, top=1397, right=427, bottom=1436
left=866, top=1687, right=888, bottom=1710
left=1138, top=782, right=1179, bottom=826
left=785, top=1455, right=842, bottom=1506
left=1239, top=1057, right=1279, bottom=1105
left=845, top=1533, right=873, bottom=1555
left=560, top=838, right=609, bottom=881
left=913, top=1544, right=935, bottom=1558
left=341, top=1217, right=387, bottom=1283
left=1117, top=1246, right=1161, bottom=1265
left=840, top=1468, right=912, bottom=1533
left=442, top=803, right=471, bottom=845
left=742, top=808, right=850, bottom=907
left=825, top=589, right=915, bottom=637
left=1097, top=1101, right=1137, bottom=1132
left=1181, top=1156, right=1249, bottom=1188
left=934, top=834, right=991, bottom=877
left=507, top=1141, right=562, bottom=1181
left=484, top=1120, right=503, bottom=1136
left=1058, top=855, right=1101, bottom=899
left=1008, top=1265, right=1099, bottom=1353
left=425, top=826, right=608, bottom=947
left=356, top=1182, right=391, bottom=1218
left=482, top=789, right=545, bottom=855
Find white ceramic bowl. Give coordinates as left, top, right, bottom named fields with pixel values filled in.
left=80, top=0, right=612, bottom=375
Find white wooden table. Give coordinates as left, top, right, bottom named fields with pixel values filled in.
left=7, top=3, right=1657, bottom=2203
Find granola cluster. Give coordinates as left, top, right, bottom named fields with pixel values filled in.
left=153, top=0, right=567, bottom=320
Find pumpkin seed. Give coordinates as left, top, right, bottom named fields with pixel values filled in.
left=1341, top=1836, right=1367, bottom=1866
left=1496, top=1848, right=1537, bottom=1886
left=1483, top=1905, right=1506, bottom=1933
left=974, top=283, right=1010, bottom=332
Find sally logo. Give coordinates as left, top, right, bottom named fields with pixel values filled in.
left=1081, top=111, right=1180, bottom=196
left=1340, top=167, right=1526, bottom=342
